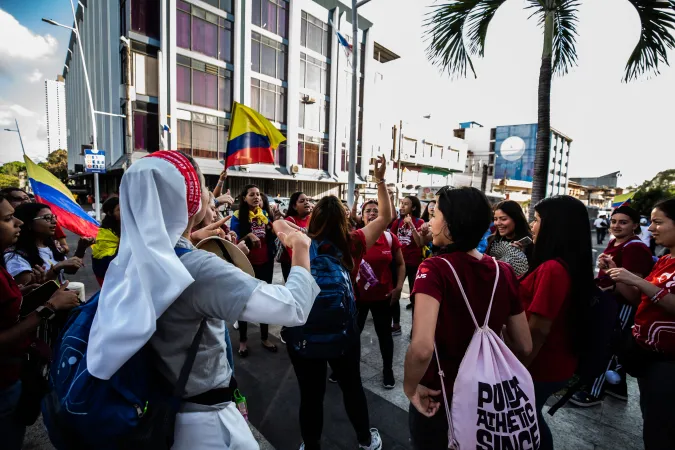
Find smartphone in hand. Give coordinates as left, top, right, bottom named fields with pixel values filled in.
left=516, top=236, right=533, bottom=246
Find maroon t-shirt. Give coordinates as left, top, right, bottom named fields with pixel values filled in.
left=0, top=266, right=29, bottom=389
left=597, top=237, right=654, bottom=289
left=357, top=232, right=401, bottom=301
left=390, top=217, right=425, bottom=266
left=413, top=253, right=522, bottom=391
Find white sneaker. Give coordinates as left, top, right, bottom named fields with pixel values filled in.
left=358, top=428, right=382, bottom=450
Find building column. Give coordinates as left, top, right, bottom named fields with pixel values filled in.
left=327, top=7, right=340, bottom=176
left=242, top=0, right=252, bottom=106
left=233, top=0, right=242, bottom=103
left=286, top=0, right=302, bottom=169
left=360, top=26, right=373, bottom=180
left=168, top=0, right=178, bottom=150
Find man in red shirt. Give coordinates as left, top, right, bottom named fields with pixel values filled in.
left=571, top=206, right=654, bottom=408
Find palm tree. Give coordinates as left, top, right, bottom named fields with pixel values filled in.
left=424, top=0, right=675, bottom=219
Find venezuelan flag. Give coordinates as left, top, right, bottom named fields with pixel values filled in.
left=612, top=192, right=635, bottom=208
left=24, top=155, right=99, bottom=238
left=226, top=102, right=286, bottom=168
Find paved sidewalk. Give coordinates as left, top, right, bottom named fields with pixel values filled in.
left=25, top=232, right=644, bottom=449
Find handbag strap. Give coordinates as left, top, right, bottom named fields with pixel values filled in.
left=173, top=318, right=207, bottom=399
left=433, top=342, right=457, bottom=449
left=439, top=256, right=500, bottom=329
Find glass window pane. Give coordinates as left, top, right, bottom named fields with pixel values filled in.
left=305, top=141, right=319, bottom=169
left=192, top=70, right=206, bottom=107
left=251, top=83, right=260, bottom=111
left=264, top=1, right=277, bottom=34
left=298, top=101, right=304, bottom=128
left=262, top=87, right=276, bottom=121
left=261, top=44, right=277, bottom=78
left=131, top=0, right=160, bottom=39
left=147, top=112, right=159, bottom=152
left=220, top=0, right=232, bottom=13
left=301, top=18, right=307, bottom=47
left=321, top=139, right=329, bottom=170
left=177, top=65, right=191, bottom=103
left=308, top=23, right=322, bottom=54
left=192, top=18, right=218, bottom=58
left=219, top=26, right=232, bottom=63
left=307, top=62, right=320, bottom=92
left=300, top=59, right=306, bottom=88
left=193, top=123, right=218, bottom=158
left=251, top=40, right=260, bottom=73
left=277, top=47, right=286, bottom=80
left=322, top=28, right=328, bottom=56
left=133, top=112, right=146, bottom=150
left=177, top=0, right=190, bottom=12
left=218, top=128, right=228, bottom=161
left=219, top=73, right=232, bottom=112
left=177, top=11, right=190, bottom=49
left=177, top=119, right=191, bottom=154
left=297, top=138, right=304, bottom=165
left=278, top=4, right=288, bottom=39
left=205, top=73, right=218, bottom=109
left=252, top=0, right=261, bottom=26
left=277, top=88, right=286, bottom=123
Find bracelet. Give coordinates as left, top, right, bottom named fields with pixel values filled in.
left=216, top=180, right=224, bottom=186
left=376, top=179, right=386, bottom=185
left=651, top=288, right=669, bottom=304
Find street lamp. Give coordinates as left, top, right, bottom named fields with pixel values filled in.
left=347, top=0, right=374, bottom=207
left=4, top=119, right=26, bottom=155
left=42, top=0, right=101, bottom=222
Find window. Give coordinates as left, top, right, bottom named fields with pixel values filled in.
left=251, top=32, right=287, bottom=80
left=131, top=0, right=160, bottom=39
left=298, top=95, right=329, bottom=134
left=300, top=53, right=330, bottom=95
left=298, top=134, right=328, bottom=170
left=177, top=55, right=233, bottom=112
left=200, top=0, right=232, bottom=13
left=251, top=78, right=286, bottom=123
left=133, top=102, right=159, bottom=152
left=177, top=1, right=233, bottom=63
left=177, top=113, right=229, bottom=160
left=133, top=52, right=159, bottom=97
left=251, top=0, right=288, bottom=39
left=300, top=12, right=330, bottom=56
left=275, top=132, right=287, bottom=166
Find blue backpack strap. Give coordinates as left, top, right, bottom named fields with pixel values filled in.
left=174, top=247, right=192, bottom=258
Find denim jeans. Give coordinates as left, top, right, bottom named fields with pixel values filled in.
left=0, top=381, right=26, bottom=450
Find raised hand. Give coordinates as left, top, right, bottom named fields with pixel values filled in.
left=373, top=155, right=387, bottom=181
left=190, top=216, right=229, bottom=244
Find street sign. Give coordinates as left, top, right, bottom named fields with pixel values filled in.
left=84, top=149, right=106, bottom=174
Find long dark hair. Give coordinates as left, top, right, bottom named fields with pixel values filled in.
left=654, top=198, right=675, bottom=220
left=101, top=196, right=121, bottom=236
left=237, top=184, right=273, bottom=238
left=421, top=200, right=436, bottom=222
left=8, top=202, right=65, bottom=268
left=286, top=191, right=305, bottom=218
left=492, top=200, right=531, bottom=240
left=433, top=186, right=492, bottom=255
left=531, top=196, right=594, bottom=348
left=405, top=195, right=422, bottom=219
left=308, top=195, right=355, bottom=270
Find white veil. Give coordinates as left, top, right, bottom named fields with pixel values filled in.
left=87, top=156, right=197, bottom=380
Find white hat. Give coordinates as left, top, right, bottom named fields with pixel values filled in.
left=196, top=237, right=255, bottom=277
left=640, top=217, right=648, bottom=226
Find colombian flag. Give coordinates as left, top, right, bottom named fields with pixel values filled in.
left=24, top=155, right=99, bottom=238
left=226, top=102, right=286, bottom=168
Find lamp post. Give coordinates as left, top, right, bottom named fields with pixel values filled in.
left=4, top=119, right=26, bottom=155
left=43, top=0, right=101, bottom=221
left=347, top=0, right=374, bottom=207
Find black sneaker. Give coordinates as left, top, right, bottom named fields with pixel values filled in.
left=569, top=390, right=603, bottom=407
left=605, top=382, right=628, bottom=401
left=383, top=371, right=395, bottom=390
left=328, top=372, right=338, bottom=383
left=391, top=325, right=402, bottom=336
left=405, top=303, right=413, bottom=310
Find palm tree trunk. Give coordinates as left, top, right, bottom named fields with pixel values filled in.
left=530, top=11, right=554, bottom=221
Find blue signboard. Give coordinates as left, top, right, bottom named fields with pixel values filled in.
left=494, top=124, right=537, bottom=182
left=84, top=149, right=106, bottom=174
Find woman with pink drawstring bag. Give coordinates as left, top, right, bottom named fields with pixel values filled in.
left=403, top=186, right=535, bottom=449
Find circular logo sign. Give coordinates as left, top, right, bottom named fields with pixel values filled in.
left=499, top=136, right=526, bottom=161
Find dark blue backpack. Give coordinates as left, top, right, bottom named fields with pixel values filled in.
left=42, top=247, right=206, bottom=449
left=282, top=240, right=358, bottom=358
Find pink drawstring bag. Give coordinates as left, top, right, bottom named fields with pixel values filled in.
left=435, top=257, right=540, bottom=450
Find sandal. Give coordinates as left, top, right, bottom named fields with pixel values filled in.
left=262, top=342, right=278, bottom=353
left=238, top=348, right=249, bottom=358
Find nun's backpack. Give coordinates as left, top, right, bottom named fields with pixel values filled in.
left=42, top=248, right=206, bottom=450
left=434, top=257, right=540, bottom=450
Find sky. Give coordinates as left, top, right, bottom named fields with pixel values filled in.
left=0, top=0, right=673, bottom=187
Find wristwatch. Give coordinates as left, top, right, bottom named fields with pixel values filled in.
left=36, top=305, right=56, bottom=321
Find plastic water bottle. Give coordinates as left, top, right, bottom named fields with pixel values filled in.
left=358, top=261, right=379, bottom=290
left=234, top=389, right=248, bottom=421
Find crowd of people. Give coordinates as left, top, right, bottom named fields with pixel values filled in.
left=0, top=153, right=674, bottom=450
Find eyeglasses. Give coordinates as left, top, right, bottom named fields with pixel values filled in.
left=34, top=214, right=58, bottom=223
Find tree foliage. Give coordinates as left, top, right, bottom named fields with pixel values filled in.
left=44, top=149, right=69, bottom=183
left=0, top=174, right=20, bottom=189
left=631, top=169, right=675, bottom=216
left=0, top=161, right=26, bottom=177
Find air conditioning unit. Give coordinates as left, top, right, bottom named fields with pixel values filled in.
left=291, top=164, right=302, bottom=174
left=301, top=95, right=316, bottom=105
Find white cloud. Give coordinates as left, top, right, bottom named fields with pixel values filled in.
left=8, top=104, right=36, bottom=117
left=28, top=69, right=43, bottom=83
left=0, top=10, right=58, bottom=60
left=0, top=103, right=37, bottom=127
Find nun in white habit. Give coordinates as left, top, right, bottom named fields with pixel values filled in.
left=86, top=151, right=319, bottom=449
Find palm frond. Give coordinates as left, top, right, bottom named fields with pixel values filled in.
left=466, top=0, right=508, bottom=57
left=424, top=1, right=482, bottom=78
left=526, top=0, right=580, bottom=76
left=624, top=0, right=675, bottom=82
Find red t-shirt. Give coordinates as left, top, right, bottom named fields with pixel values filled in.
left=390, top=217, right=424, bottom=266
left=245, top=216, right=271, bottom=266
left=281, top=215, right=311, bottom=263
left=348, top=229, right=367, bottom=285
left=0, top=266, right=29, bottom=389
left=357, top=232, right=401, bottom=301
left=519, top=260, right=577, bottom=382
left=633, top=256, right=675, bottom=356
left=413, top=253, right=522, bottom=391
left=54, top=222, right=66, bottom=240
left=597, top=237, right=654, bottom=289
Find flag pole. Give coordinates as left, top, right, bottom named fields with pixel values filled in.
left=14, top=119, right=26, bottom=156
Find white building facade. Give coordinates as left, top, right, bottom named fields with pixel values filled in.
left=62, top=0, right=398, bottom=198
left=45, top=77, right=68, bottom=154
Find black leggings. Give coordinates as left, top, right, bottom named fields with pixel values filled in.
left=409, top=402, right=449, bottom=449
left=281, top=260, right=292, bottom=282
left=357, top=299, right=393, bottom=374
left=238, top=260, right=274, bottom=343
left=289, top=343, right=371, bottom=449
left=391, top=264, right=418, bottom=325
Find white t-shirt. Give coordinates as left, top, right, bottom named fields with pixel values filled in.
left=594, top=218, right=607, bottom=229
left=4, top=247, right=65, bottom=283
left=639, top=226, right=652, bottom=247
